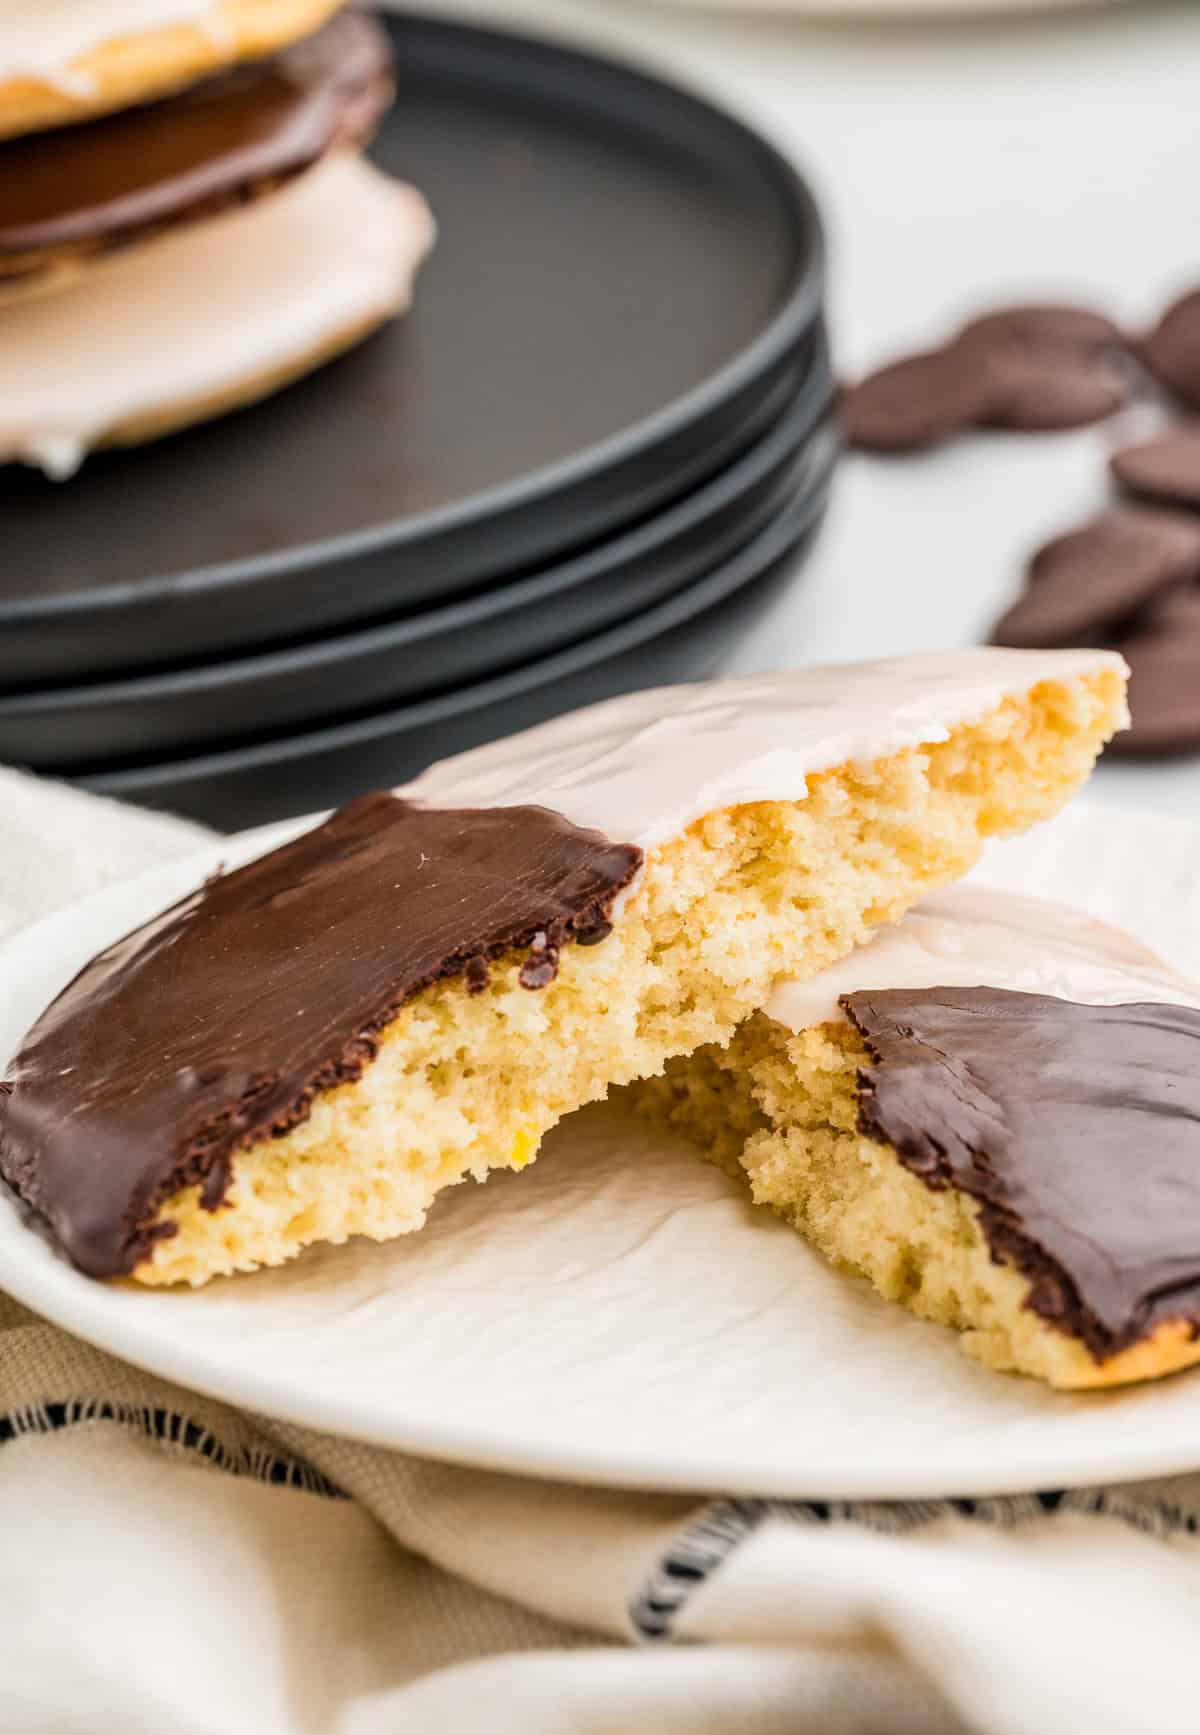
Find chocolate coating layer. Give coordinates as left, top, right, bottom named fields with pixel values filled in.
left=0, top=794, right=641, bottom=1279
left=0, top=13, right=392, bottom=273
left=844, top=988, right=1200, bottom=1361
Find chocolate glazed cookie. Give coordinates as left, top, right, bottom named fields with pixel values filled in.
left=0, top=794, right=642, bottom=1279
left=847, top=988, right=1200, bottom=1366
left=0, top=12, right=394, bottom=294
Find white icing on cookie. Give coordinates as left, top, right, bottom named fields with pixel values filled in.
left=765, top=883, right=1200, bottom=1031
left=0, top=0, right=230, bottom=95
left=408, top=649, right=1128, bottom=851
left=0, top=153, right=435, bottom=478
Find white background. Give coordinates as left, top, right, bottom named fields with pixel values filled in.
left=411, top=0, right=1200, bottom=817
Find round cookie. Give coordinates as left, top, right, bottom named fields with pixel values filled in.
left=0, top=0, right=349, bottom=140
left=0, top=153, right=435, bottom=477
left=0, top=12, right=393, bottom=298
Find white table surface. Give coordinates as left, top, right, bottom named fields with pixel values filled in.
left=411, top=0, right=1200, bottom=817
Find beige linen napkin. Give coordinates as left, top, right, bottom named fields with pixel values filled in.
left=0, top=765, right=1196, bottom=1735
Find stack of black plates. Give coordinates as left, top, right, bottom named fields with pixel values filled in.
left=0, top=14, right=836, bottom=831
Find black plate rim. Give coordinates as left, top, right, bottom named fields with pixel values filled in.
left=3, top=363, right=834, bottom=718
left=81, top=476, right=832, bottom=794
left=0, top=11, right=825, bottom=630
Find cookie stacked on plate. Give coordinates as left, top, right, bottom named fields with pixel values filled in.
left=0, top=0, right=434, bottom=476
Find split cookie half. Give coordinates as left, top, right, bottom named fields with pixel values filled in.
left=641, top=882, right=1200, bottom=1389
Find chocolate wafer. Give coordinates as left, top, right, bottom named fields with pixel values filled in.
left=1112, top=426, right=1200, bottom=512
left=993, top=510, right=1200, bottom=648
left=1144, top=288, right=1200, bottom=411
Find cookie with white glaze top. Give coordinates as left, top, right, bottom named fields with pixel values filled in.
left=0, top=153, right=435, bottom=478
left=0, top=650, right=1125, bottom=1286
left=0, top=0, right=349, bottom=141
left=0, top=13, right=393, bottom=299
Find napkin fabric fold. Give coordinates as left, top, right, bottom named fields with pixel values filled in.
left=0, top=766, right=1193, bottom=1735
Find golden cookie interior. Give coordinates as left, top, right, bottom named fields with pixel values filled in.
left=0, top=648, right=1126, bottom=1286
left=638, top=881, right=1200, bottom=1390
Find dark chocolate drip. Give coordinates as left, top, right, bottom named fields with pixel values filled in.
left=0, top=13, right=393, bottom=261
left=842, top=987, right=1200, bottom=1361
left=0, top=794, right=641, bottom=1279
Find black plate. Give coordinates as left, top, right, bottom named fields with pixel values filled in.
left=1, top=367, right=836, bottom=768
left=0, top=11, right=826, bottom=685
left=78, top=486, right=831, bottom=830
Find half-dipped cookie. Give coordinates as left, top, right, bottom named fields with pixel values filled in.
left=0, top=151, right=434, bottom=477
left=640, top=884, right=1200, bottom=1389
left=0, top=0, right=350, bottom=140
left=0, top=650, right=1125, bottom=1285
left=0, top=12, right=394, bottom=298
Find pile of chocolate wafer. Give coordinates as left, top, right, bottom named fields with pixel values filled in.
left=845, top=290, right=1200, bottom=755
left=0, top=0, right=434, bottom=479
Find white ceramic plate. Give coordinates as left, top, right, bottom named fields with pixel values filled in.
left=647, top=0, right=1123, bottom=16
left=3, top=801, right=1200, bottom=1499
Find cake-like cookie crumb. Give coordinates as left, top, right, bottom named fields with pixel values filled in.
left=0, top=651, right=1126, bottom=1286
left=637, top=886, right=1200, bottom=1389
